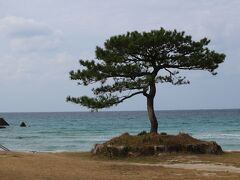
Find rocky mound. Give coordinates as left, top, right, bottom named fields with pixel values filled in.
left=92, top=132, right=223, bottom=158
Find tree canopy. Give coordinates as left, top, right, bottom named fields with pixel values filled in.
left=67, top=28, right=225, bottom=133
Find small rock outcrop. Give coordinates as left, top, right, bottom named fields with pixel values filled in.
left=0, top=118, right=9, bottom=127
left=91, top=133, right=223, bottom=158
left=20, top=122, right=27, bottom=127
left=92, top=144, right=129, bottom=158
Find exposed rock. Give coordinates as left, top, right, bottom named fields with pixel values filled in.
left=91, top=144, right=104, bottom=154
left=20, top=122, right=27, bottom=127
left=154, top=145, right=166, bottom=152
left=92, top=144, right=129, bottom=158
left=0, top=118, right=9, bottom=127
left=92, top=142, right=223, bottom=158
left=105, top=145, right=129, bottom=158
left=185, top=141, right=222, bottom=154
left=165, top=144, right=183, bottom=153
left=137, top=145, right=155, bottom=156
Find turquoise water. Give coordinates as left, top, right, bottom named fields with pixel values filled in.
left=0, top=109, right=240, bottom=152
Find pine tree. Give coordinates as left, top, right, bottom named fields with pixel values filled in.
left=67, top=28, right=225, bottom=133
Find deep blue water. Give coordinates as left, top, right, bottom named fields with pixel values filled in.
left=0, top=109, right=240, bottom=151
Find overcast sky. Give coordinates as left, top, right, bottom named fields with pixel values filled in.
left=0, top=0, right=239, bottom=112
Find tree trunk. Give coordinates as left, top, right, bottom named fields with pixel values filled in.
left=147, top=96, right=158, bottom=133
left=146, top=82, right=158, bottom=134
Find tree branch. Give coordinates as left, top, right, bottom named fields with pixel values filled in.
left=117, top=91, right=144, bottom=103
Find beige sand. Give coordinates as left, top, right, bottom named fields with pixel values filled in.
left=1, top=151, right=240, bottom=179
left=121, top=162, right=240, bottom=173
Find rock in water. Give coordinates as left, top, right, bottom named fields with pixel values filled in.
left=20, top=122, right=27, bottom=127
left=0, top=118, right=9, bottom=127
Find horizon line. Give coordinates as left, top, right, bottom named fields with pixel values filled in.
left=0, top=108, right=239, bottom=114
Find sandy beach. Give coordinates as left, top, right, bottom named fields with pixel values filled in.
left=1, top=151, right=240, bottom=180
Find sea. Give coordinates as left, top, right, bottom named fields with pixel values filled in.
left=0, top=109, right=240, bottom=152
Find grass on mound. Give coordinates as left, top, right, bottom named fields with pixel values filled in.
left=104, top=132, right=204, bottom=147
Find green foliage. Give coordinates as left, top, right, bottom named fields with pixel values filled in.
left=67, top=28, right=225, bottom=110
